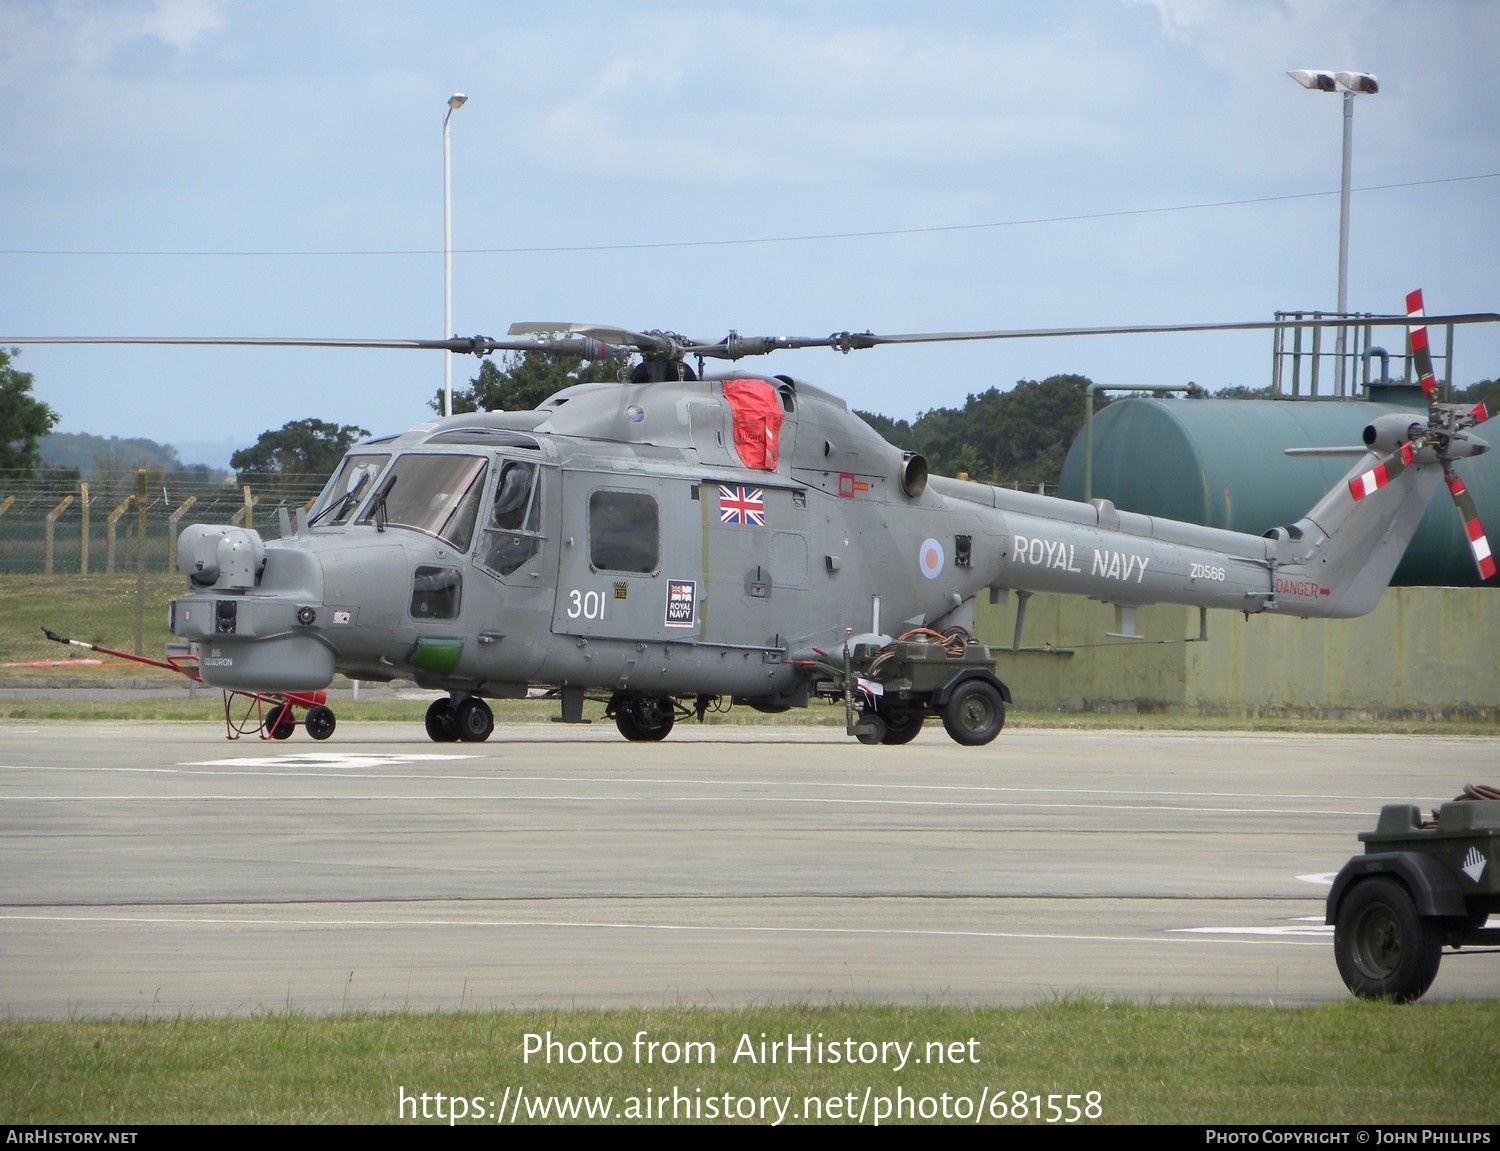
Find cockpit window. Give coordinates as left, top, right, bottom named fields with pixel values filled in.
left=358, top=454, right=487, bottom=550
left=480, top=460, right=543, bottom=576
left=309, top=454, right=391, bottom=527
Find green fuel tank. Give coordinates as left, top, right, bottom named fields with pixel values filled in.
left=1056, top=386, right=1497, bottom=587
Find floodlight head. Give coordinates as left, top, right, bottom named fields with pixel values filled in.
left=1288, top=69, right=1338, bottom=92
left=448, top=93, right=468, bottom=110
left=1334, top=71, right=1378, bottom=95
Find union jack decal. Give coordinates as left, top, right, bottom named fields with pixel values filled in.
left=718, top=485, right=766, bottom=526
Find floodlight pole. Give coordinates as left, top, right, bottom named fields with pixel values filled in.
left=1335, top=89, right=1354, bottom=397
left=1288, top=70, right=1376, bottom=397
left=443, top=93, right=468, bottom=418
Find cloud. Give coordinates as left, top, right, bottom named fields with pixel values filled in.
left=0, top=0, right=223, bottom=74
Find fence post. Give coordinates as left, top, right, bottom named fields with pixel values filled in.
left=44, top=495, right=75, bottom=576
left=167, top=496, right=197, bottom=570
left=79, top=482, right=90, bottom=575
left=135, top=469, right=147, bottom=655
left=230, top=484, right=257, bottom=530
left=106, top=496, right=133, bottom=574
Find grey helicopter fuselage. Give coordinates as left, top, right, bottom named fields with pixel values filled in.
left=168, top=369, right=1456, bottom=717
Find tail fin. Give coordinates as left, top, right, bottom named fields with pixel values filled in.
left=1266, top=290, right=1493, bottom=614
left=1270, top=450, right=1443, bottom=617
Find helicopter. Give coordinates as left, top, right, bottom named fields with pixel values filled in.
left=11, top=294, right=1497, bottom=745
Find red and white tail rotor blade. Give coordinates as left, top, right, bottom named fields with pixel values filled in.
left=1462, top=393, right=1495, bottom=429
left=1406, top=289, right=1442, bottom=421
left=1348, top=442, right=1416, bottom=500
left=1446, top=469, right=1497, bottom=581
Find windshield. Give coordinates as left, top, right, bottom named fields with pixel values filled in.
left=309, top=454, right=391, bottom=526
left=359, top=454, right=487, bottom=549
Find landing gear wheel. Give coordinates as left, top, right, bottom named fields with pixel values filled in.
left=613, top=696, right=675, bottom=742
left=1334, top=877, right=1443, bottom=1002
left=455, top=697, right=494, bottom=743
left=941, top=680, right=1005, bottom=746
left=304, top=704, right=336, bottom=741
left=880, top=709, right=924, bottom=745
left=424, top=697, right=459, bottom=743
left=264, top=703, right=295, bottom=740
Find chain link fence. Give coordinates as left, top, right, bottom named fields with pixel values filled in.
left=1, top=470, right=328, bottom=669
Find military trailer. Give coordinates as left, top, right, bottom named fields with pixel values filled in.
left=1326, top=790, right=1500, bottom=1002
left=804, top=627, right=1011, bottom=747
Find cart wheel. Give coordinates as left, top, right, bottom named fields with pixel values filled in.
left=940, top=680, right=1005, bottom=746
left=424, top=697, right=459, bottom=742
left=880, top=709, right=924, bottom=745
left=854, top=709, right=887, bottom=745
left=1333, top=877, right=1443, bottom=1003
left=265, top=703, right=296, bottom=740
left=455, top=697, right=494, bottom=743
left=305, top=705, right=336, bottom=741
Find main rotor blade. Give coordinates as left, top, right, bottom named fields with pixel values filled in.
left=825, top=312, right=1500, bottom=349
left=0, top=333, right=632, bottom=358
left=5, top=312, right=1495, bottom=359
left=679, top=312, right=1500, bottom=361
left=506, top=322, right=687, bottom=357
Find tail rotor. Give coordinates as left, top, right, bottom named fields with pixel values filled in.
left=1348, top=291, right=1494, bottom=581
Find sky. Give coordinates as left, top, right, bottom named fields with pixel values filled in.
left=2, top=0, right=1497, bottom=469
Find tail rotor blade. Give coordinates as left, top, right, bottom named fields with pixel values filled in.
left=1406, top=289, right=1441, bottom=421
left=1348, top=442, right=1415, bottom=500
left=1446, top=469, right=1497, bottom=580
left=1462, top=392, right=1496, bottom=429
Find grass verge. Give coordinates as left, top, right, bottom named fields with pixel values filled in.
left=3, top=1000, right=1496, bottom=1125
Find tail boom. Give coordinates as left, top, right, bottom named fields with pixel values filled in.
left=936, top=439, right=1447, bottom=625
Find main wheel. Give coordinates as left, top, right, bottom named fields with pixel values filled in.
left=304, top=704, right=336, bottom=741
left=424, top=697, right=459, bottom=742
left=1333, top=877, right=1443, bottom=1002
left=880, top=709, right=924, bottom=746
left=264, top=703, right=295, bottom=740
left=614, top=696, right=675, bottom=742
left=455, top=697, right=494, bottom=743
left=940, top=680, right=1005, bottom=746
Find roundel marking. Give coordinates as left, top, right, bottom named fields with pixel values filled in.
left=919, top=537, right=944, bottom=579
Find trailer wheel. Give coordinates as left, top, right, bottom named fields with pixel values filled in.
left=854, top=709, right=887, bottom=745
left=1334, top=877, right=1443, bottom=1002
left=940, top=680, right=1005, bottom=746
left=880, top=709, right=924, bottom=745
left=264, top=703, right=295, bottom=740
left=305, top=705, right=336, bottom=741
